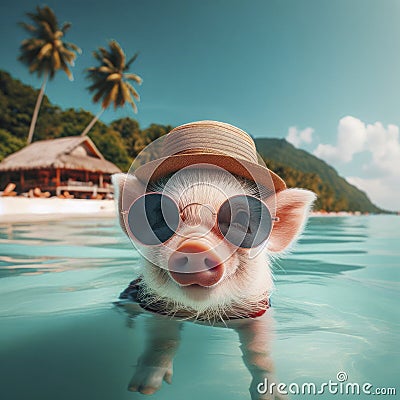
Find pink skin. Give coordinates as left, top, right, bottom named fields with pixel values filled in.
left=113, top=170, right=315, bottom=399
left=168, top=240, right=224, bottom=287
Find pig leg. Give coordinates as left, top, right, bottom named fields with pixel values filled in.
left=128, top=316, right=182, bottom=395
left=114, top=300, right=144, bottom=329
left=235, top=316, right=287, bottom=400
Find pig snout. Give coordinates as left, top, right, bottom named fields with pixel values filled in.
left=168, top=241, right=224, bottom=287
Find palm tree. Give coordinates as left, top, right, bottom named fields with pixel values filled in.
left=81, top=40, right=142, bottom=137
left=18, top=6, right=81, bottom=145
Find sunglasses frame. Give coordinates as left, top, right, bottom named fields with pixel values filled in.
left=216, top=193, right=278, bottom=249
left=122, top=191, right=181, bottom=247
left=123, top=192, right=278, bottom=248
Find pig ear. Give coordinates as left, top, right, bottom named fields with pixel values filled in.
left=266, top=188, right=316, bottom=253
left=112, top=173, right=146, bottom=235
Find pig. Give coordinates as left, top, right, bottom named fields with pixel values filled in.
left=113, top=166, right=315, bottom=400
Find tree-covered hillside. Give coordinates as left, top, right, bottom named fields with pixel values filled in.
left=0, top=70, right=385, bottom=213
left=256, top=138, right=384, bottom=213
left=0, top=70, right=171, bottom=171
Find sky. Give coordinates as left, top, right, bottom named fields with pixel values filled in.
left=0, top=0, right=399, bottom=210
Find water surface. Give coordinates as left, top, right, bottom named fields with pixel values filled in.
left=0, top=216, right=398, bottom=399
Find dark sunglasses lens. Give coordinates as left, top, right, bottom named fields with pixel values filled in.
left=217, top=195, right=272, bottom=248
left=128, top=193, right=179, bottom=245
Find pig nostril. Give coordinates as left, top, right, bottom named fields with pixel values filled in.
left=175, top=256, right=188, bottom=268
left=169, top=241, right=224, bottom=286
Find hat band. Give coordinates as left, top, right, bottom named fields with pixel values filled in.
left=173, top=147, right=249, bottom=161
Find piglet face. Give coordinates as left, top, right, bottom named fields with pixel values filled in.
left=135, top=168, right=258, bottom=309
left=114, top=168, right=315, bottom=317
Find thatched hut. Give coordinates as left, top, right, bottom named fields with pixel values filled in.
left=0, top=136, right=121, bottom=198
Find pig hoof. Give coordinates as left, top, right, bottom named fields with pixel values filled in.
left=128, top=385, right=157, bottom=395
left=128, top=362, right=173, bottom=394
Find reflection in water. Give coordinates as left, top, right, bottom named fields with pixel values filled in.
left=116, top=301, right=282, bottom=400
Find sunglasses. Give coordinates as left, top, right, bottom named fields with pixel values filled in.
left=124, top=192, right=278, bottom=248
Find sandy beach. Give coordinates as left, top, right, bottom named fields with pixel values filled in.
left=0, top=196, right=375, bottom=224
left=0, top=197, right=117, bottom=223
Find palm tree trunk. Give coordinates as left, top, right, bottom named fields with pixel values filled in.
left=80, top=108, right=105, bottom=137
left=27, top=72, right=48, bottom=145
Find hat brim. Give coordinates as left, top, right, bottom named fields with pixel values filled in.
left=134, top=153, right=286, bottom=193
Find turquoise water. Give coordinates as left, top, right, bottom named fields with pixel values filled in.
left=0, top=216, right=398, bottom=399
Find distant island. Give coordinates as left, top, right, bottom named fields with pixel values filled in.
left=0, top=69, right=386, bottom=213
left=255, top=139, right=384, bottom=213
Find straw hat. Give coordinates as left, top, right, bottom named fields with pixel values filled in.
left=134, top=121, right=286, bottom=192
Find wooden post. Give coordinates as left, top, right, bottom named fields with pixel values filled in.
left=85, top=171, right=89, bottom=183
left=56, top=168, right=61, bottom=187
left=20, top=171, right=25, bottom=191
left=3, top=172, right=10, bottom=190
left=99, top=173, right=103, bottom=188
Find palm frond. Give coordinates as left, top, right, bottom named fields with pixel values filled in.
left=40, top=20, right=55, bottom=40
left=61, top=22, right=71, bottom=33
left=124, top=73, right=142, bottom=84
left=65, top=41, right=81, bottom=54
left=129, top=98, right=138, bottom=113
left=125, top=52, right=139, bottom=70
left=37, top=42, right=52, bottom=60
left=122, top=83, right=138, bottom=113
left=98, top=47, right=109, bottom=59
left=92, top=83, right=110, bottom=103
left=116, top=82, right=125, bottom=108
left=98, top=65, right=114, bottom=74
left=106, top=73, right=122, bottom=82
left=92, top=50, right=102, bottom=62
left=102, top=58, right=115, bottom=70
left=60, top=58, right=73, bottom=81
left=126, top=82, right=140, bottom=101
left=120, top=82, right=130, bottom=102
left=102, top=82, right=119, bottom=109
left=109, top=40, right=124, bottom=69
left=88, top=81, right=108, bottom=93
left=85, top=40, right=141, bottom=112
left=41, top=6, right=58, bottom=32
left=52, top=49, right=61, bottom=70
left=18, top=22, right=37, bottom=33
left=18, top=5, right=79, bottom=80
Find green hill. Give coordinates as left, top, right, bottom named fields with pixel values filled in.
left=0, top=70, right=171, bottom=171
left=255, top=138, right=384, bottom=213
left=0, top=69, right=385, bottom=213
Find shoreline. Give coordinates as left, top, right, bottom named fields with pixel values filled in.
left=1, top=197, right=389, bottom=225
left=0, top=197, right=117, bottom=223
left=310, top=211, right=369, bottom=217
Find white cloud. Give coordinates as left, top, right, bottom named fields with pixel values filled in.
left=364, top=122, right=400, bottom=177
left=314, top=116, right=400, bottom=175
left=313, top=116, right=400, bottom=211
left=286, top=126, right=314, bottom=148
left=313, top=116, right=366, bottom=163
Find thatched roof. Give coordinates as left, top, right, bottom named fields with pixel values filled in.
left=0, top=136, right=121, bottom=173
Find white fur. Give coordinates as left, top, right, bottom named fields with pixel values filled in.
left=114, top=169, right=315, bottom=322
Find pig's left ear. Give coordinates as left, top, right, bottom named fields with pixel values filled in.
left=266, top=188, right=316, bottom=253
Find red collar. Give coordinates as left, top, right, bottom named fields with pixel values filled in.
left=249, top=302, right=269, bottom=318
